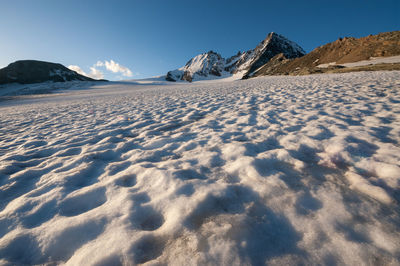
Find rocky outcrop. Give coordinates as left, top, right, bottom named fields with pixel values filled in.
left=0, top=60, right=99, bottom=85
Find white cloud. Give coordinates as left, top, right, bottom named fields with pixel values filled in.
left=68, top=65, right=104, bottom=80
left=68, top=65, right=87, bottom=76
left=89, top=67, right=104, bottom=79
left=68, top=59, right=132, bottom=80
left=96, top=60, right=133, bottom=77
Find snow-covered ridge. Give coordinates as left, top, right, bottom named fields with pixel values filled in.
left=166, top=51, right=225, bottom=82
left=166, top=32, right=305, bottom=82
left=0, top=71, right=399, bottom=265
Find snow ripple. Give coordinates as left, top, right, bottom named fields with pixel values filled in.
left=0, top=71, right=400, bottom=265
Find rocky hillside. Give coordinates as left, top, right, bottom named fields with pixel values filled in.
left=0, top=60, right=97, bottom=85
left=250, top=31, right=400, bottom=77
left=166, top=32, right=305, bottom=82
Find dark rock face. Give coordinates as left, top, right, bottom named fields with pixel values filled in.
left=0, top=60, right=96, bottom=85
left=210, top=66, right=222, bottom=76
left=165, top=73, right=177, bottom=82
left=182, top=71, right=193, bottom=82
left=242, top=53, right=289, bottom=79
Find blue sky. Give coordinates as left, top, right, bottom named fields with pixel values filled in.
left=0, top=0, right=398, bottom=80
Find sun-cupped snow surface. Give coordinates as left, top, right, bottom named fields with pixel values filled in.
left=0, top=71, right=400, bottom=265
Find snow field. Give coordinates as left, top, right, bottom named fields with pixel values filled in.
left=0, top=71, right=400, bottom=265
left=317, top=55, right=400, bottom=68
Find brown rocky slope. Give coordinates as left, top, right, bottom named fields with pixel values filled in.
left=247, top=31, right=400, bottom=78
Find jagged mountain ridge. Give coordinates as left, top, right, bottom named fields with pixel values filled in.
left=166, top=32, right=305, bottom=82
left=227, top=32, right=305, bottom=75
left=0, top=60, right=98, bottom=85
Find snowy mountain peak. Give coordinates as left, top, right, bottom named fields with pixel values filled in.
left=167, top=51, right=225, bottom=82
left=166, top=32, right=305, bottom=82
left=231, top=32, right=306, bottom=77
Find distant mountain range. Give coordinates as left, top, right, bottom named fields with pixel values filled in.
left=166, top=32, right=305, bottom=82
left=0, top=60, right=103, bottom=85
left=1, top=31, right=399, bottom=86
left=166, top=31, right=400, bottom=82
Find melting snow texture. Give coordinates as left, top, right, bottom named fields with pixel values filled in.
left=0, top=71, right=400, bottom=265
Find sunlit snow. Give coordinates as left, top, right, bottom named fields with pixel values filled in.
left=0, top=71, right=399, bottom=265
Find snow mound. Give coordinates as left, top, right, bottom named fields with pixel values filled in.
left=0, top=71, right=400, bottom=265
